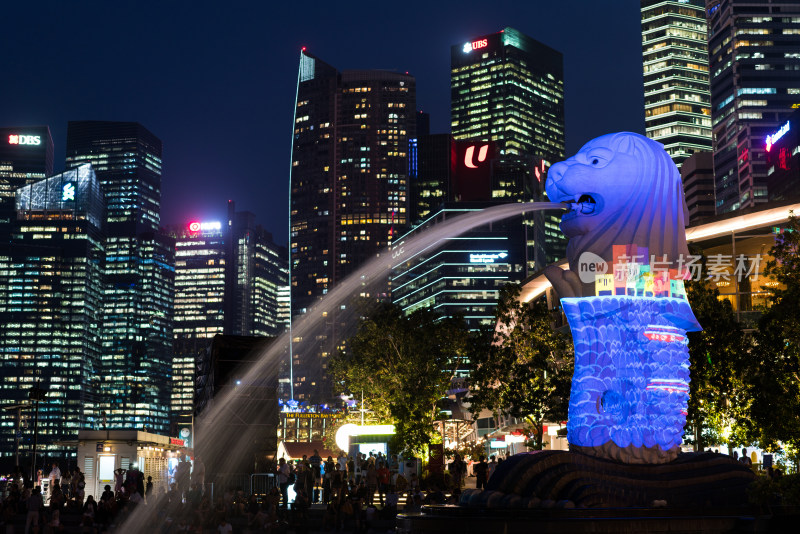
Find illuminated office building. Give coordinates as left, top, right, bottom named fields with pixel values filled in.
left=290, top=50, right=416, bottom=402
left=707, top=0, right=800, bottom=214
left=0, top=164, right=104, bottom=458
left=451, top=27, right=564, bottom=160
left=681, top=151, right=717, bottom=224
left=171, top=220, right=226, bottom=427
left=66, top=121, right=174, bottom=434
left=392, top=202, right=528, bottom=337
left=450, top=28, right=566, bottom=273
left=409, top=134, right=453, bottom=226
left=641, top=0, right=712, bottom=167
left=765, top=109, right=800, bottom=202
left=0, top=126, right=54, bottom=239
left=170, top=205, right=288, bottom=428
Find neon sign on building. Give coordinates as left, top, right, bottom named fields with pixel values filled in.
left=469, top=252, right=508, bottom=264
left=464, top=144, right=489, bottom=168
left=462, top=38, right=489, bottom=53
left=8, top=134, right=41, bottom=146
left=188, top=221, right=222, bottom=232
left=62, top=183, right=76, bottom=202
left=766, top=120, right=791, bottom=152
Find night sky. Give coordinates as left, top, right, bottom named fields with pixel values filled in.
left=1, top=0, right=644, bottom=246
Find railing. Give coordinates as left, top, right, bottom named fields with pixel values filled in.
left=202, top=473, right=277, bottom=502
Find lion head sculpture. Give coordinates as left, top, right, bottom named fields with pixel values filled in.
left=544, top=132, right=690, bottom=298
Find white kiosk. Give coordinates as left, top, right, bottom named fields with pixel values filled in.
left=76, top=430, right=189, bottom=500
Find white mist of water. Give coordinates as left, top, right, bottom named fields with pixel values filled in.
left=121, top=201, right=565, bottom=531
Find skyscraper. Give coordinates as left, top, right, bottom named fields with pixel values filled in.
left=171, top=220, right=227, bottom=429
left=0, top=126, right=54, bottom=203
left=0, top=126, right=54, bottom=239
left=226, top=207, right=289, bottom=338
left=0, top=164, right=105, bottom=459
left=707, top=0, right=800, bottom=214
left=170, top=204, right=289, bottom=430
left=66, top=121, right=174, bottom=434
left=641, top=0, right=712, bottom=167
left=392, top=203, right=528, bottom=336
left=450, top=28, right=566, bottom=273
left=290, top=50, right=416, bottom=402
left=451, top=27, right=564, bottom=162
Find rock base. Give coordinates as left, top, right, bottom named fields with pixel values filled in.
left=462, top=450, right=755, bottom=509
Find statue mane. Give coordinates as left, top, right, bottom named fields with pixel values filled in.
left=544, top=132, right=690, bottom=298
left=568, top=132, right=689, bottom=269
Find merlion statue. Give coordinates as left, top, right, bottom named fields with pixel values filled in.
left=544, top=132, right=701, bottom=465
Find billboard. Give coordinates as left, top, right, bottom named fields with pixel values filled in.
left=453, top=140, right=496, bottom=201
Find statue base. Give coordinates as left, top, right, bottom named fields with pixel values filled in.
left=463, top=450, right=754, bottom=509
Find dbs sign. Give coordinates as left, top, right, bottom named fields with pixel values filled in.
left=453, top=141, right=495, bottom=202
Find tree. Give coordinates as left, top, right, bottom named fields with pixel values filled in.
left=329, top=303, right=473, bottom=454
left=748, top=213, right=800, bottom=467
left=468, top=284, right=573, bottom=450
left=684, top=277, right=751, bottom=451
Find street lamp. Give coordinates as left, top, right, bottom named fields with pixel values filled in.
left=28, top=380, right=47, bottom=482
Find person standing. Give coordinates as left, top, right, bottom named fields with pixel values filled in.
left=448, top=453, right=466, bottom=491
left=192, top=455, right=206, bottom=492
left=474, top=456, right=489, bottom=490
left=376, top=462, right=390, bottom=506
left=25, top=487, right=44, bottom=534
left=365, top=463, right=378, bottom=506
left=114, top=467, right=126, bottom=495
left=61, top=469, right=72, bottom=498
left=277, top=458, right=291, bottom=508
left=48, top=462, right=61, bottom=493
left=487, top=456, right=498, bottom=480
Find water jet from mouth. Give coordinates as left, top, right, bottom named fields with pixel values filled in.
left=120, top=201, right=567, bottom=533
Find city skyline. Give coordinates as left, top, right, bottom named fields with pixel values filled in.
left=1, top=1, right=645, bottom=246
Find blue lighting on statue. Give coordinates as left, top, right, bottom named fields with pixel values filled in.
left=562, top=295, right=699, bottom=460
left=544, top=132, right=702, bottom=465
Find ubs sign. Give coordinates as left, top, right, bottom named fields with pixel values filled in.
left=462, top=39, right=489, bottom=53
left=8, top=134, right=41, bottom=146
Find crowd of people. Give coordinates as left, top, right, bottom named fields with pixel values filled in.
left=1, top=461, right=165, bottom=533
left=0, top=451, right=506, bottom=533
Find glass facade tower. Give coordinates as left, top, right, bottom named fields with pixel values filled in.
left=0, top=165, right=105, bottom=458
left=290, top=50, right=416, bottom=402
left=641, top=0, right=713, bottom=167
left=450, top=27, right=566, bottom=274
left=707, top=0, right=800, bottom=213
left=451, top=27, right=564, bottom=161
left=170, top=205, right=288, bottom=428
left=66, top=121, right=174, bottom=434
left=0, top=126, right=54, bottom=240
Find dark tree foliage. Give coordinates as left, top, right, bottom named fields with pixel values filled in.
left=750, top=213, right=800, bottom=466
left=330, top=303, right=473, bottom=454
left=468, top=284, right=573, bottom=450
left=684, top=277, right=751, bottom=451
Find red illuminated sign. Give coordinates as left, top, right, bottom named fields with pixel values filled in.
left=464, top=144, right=489, bottom=168
left=462, top=39, right=489, bottom=53
left=8, top=134, right=41, bottom=146
left=170, top=438, right=185, bottom=446
left=188, top=221, right=222, bottom=232
left=453, top=140, right=495, bottom=202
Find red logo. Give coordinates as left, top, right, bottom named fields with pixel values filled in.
left=473, top=39, right=488, bottom=50
left=464, top=144, right=489, bottom=169
left=188, top=221, right=201, bottom=232
left=8, top=135, right=19, bottom=144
